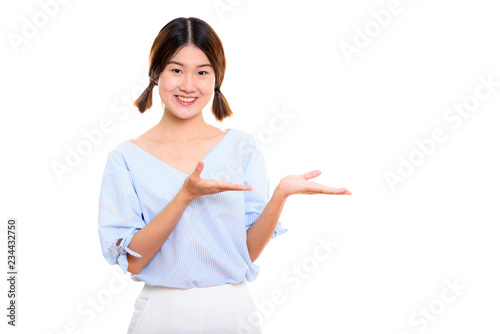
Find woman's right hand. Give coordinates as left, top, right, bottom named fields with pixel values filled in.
left=181, top=160, right=253, bottom=200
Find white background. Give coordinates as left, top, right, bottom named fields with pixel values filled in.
left=1, top=0, right=499, bottom=333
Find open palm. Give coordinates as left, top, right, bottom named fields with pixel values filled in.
left=278, top=170, right=351, bottom=197
left=182, top=160, right=253, bottom=199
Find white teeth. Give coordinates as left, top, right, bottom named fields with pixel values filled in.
left=176, top=95, right=196, bottom=102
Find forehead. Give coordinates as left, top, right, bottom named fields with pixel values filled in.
left=168, top=45, right=210, bottom=65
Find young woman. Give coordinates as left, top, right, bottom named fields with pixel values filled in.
left=98, top=17, right=351, bottom=334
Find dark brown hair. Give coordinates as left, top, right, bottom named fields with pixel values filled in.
left=133, top=17, right=232, bottom=121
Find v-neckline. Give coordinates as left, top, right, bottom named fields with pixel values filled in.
left=124, top=128, right=232, bottom=176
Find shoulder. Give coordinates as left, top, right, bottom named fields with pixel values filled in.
left=228, top=129, right=262, bottom=170
left=229, top=128, right=258, bottom=147
left=103, top=139, right=134, bottom=167
left=228, top=128, right=258, bottom=154
left=107, top=139, right=130, bottom=155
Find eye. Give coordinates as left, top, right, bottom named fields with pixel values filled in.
left=172, top=69, right=182, bottom=74
left=198, top=71, right=208, bottom=75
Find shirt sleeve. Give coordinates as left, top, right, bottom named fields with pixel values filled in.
left=243, top=138, right=288, bottom=239
left=98, top=150, right=145, bottom=275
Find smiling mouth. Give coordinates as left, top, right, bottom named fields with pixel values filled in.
left=176, top=95, right=197, bottom=102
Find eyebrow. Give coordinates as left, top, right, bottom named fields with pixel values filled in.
left=167, top=61, right=212, bottom=68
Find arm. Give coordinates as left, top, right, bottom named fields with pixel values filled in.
left=120, top=160, right=252, bottom=275
left=119, top=188, right=194, bottom=275
left=245, top=170, right=352, bottom=262
left=246, top=183, right=287, bottom=262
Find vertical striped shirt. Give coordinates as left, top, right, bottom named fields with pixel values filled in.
left=97, top=128, right=287, bottom=288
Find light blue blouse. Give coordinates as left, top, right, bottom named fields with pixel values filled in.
left=97, top=128, right=288, bottom=288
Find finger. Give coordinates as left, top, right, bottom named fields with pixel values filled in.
left=224, top=182, right=253, bottom=191
left=211, top=180, right=253, bottom=191
left=302, top=170, right=321, bottom=180
left=324, top=186, right=350, bottom=194
left=307, top=183, right=350, bottom=195
left=191, top=161, right=204, bottom=177
left=307, top=181, right=347, bottom=192
left=328, top=187, right=351, bottom=195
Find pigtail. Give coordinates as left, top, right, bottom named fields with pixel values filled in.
left=133, top=80, right=156, bottom=113
left=212, top=89, right=233, bottom=121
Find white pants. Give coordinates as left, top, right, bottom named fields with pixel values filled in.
left=127, top=281, right=263, bottom=334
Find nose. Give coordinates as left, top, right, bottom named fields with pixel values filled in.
left=179, top=73, right=196, bottom=93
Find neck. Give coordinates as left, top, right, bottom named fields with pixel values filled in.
left=156, top=109, right=211, bottom=142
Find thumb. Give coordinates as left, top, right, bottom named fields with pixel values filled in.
left=302, top=170, right=321, bottom=180
left=193, top=160, right=204, bottom=175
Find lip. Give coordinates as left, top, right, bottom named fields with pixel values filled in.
left=175, top=95, right=198, bottom=106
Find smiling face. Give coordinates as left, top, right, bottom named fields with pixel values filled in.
left=157, top=44, right=216, bottom=120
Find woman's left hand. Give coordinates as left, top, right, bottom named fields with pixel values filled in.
left=276, top=170, right=351, bottom=199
